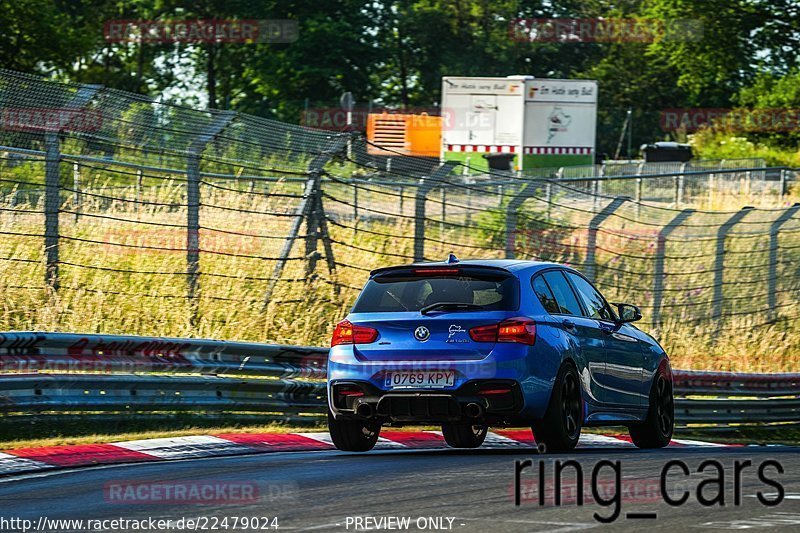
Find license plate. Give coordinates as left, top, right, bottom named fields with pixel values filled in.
left=385, top=371, right=455, bottom=388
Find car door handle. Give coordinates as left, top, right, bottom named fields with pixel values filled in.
left=600, top=324, right=615, bottom=335
left=562, top=319, right=576, bottom=331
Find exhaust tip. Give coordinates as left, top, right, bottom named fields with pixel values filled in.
left=356, top=402, right=374, bottom=418
left=464, top=402, right=484, bottom=419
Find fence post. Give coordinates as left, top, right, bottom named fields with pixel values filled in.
left=745, top=170, right=752, bottom=195
left=44, top=133, right=61, bottom=291
left=465, top=175, right=472, bottom=227
left=72, top=162, right=81, bottom=222
left=264, top=136, right=349, bottom=306
left=634, top=177, right=643, bottom=219
left=42, top=83, right=101, bottom=291
left=135, top=168, right=143, bottom=215
left=545, top=181, right=552, bottom=221
left=505, top=181, right=535, bottom=259
left=779, top=169, right=787, bottom=199
left=768, top=203, right=800, bottom=321
left=712, top=206, right=754, bottom=333
left=413, top=162, right=457, bottom=262
left=707, top=171, right=714, bottom=208
left=675, top=163, right=686, bottom=208
left=352, top=179, right=359, bottom=222
left=651, top=209, right=695, bottom=331
left=585, top=196, right=628, bottom=282
left=398, top=184, right=404, bottom=214
left=440, top=187, right=446, bottom=243
left=186, top=111, right=235, bottom=324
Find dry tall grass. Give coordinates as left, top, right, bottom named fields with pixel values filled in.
left=0, top=163, right=797, bottom=372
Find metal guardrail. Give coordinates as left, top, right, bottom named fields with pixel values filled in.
left=0, top=332, right=798, bottom=429
left=673, top=371, right=800, bottom=426
left=0, top=332, right=328, bottom=425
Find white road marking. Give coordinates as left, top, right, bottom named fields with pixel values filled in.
left=670, top=438, right=728, bottom=447
left=112, top=435, right=250, bottom=459
left=295, top=432, right=336, bottom=446
left=481, top=431, right=531, bottom=447
left=0, top=452, right=54, bottom=475
left=577, top=434, right=636, bottom=447
left=296, top=431, right=406, bottom=449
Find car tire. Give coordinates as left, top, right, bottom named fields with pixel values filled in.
left=629, top=369, right=674, bottom=448
left=327, top=410, right=380, bottom=452
left=441, top=423, right=488, bottom=448
left=531, top=363, right=582, bottom=453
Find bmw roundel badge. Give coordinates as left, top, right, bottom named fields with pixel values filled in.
left=414, top=326, right=430, bottom=342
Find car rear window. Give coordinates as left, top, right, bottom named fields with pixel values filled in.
left=352, top=270, right=519, bottom=313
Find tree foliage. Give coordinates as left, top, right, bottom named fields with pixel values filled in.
left=0, top=0, right=796, bottom=154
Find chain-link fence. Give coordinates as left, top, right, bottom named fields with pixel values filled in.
left=0, top=70, right=798, bottom=370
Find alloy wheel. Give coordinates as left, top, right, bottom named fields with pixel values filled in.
left=561, top=371, right=581, bottom=439
left=655, top=376, right=673, bottom=435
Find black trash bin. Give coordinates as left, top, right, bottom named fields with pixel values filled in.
left=482, top=152, right=516, bottom=171
left=640, top=142, right=692, bottom=163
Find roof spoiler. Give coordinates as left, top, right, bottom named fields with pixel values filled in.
left=369, top=263, right=512, bottom=278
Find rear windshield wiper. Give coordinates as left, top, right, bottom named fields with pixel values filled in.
left=420, top=302, right=486, bottom=315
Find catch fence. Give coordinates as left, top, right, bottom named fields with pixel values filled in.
left=0, top=69, right=798, bottom=367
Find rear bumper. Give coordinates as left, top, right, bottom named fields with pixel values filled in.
left=329, top=379, right=524, bottom=424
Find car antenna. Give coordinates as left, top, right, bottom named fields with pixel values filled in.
left=447, top=253, right=459, bottom=264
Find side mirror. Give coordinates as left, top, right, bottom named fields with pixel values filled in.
left=615, top=303, right=642, bottom=323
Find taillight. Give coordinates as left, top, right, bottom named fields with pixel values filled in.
left=498, top=318, right=536, bottom=345
left=469, top=323, right=499, bottom=343
left=331, top=320, right=379, bottom=347
left=469, top=317, right=536, bottom=345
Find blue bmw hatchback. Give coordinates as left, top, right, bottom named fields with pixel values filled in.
left=327, top=256, right=674, bottom=452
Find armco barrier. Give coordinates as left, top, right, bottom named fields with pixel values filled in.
left=0, top=332, right=798, bottom=429
left=0, top=331, right=329, bottom=425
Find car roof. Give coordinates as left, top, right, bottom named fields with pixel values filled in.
left=370, top=258, right=572, bottom=276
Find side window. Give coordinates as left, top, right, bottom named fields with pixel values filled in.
left=541, top=271, right=583, bottom=316
left=532, top=275, right=559, bottom=314
left=566, top=272, right=613, bottom=321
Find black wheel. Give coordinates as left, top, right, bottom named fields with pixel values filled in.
left=629, top=370, right=674, bottom=449
left=531, top=363, right=582, bottom=452
left=441, top=423, right=488, bottom=448
left=327, top=410, right=380, bottom=452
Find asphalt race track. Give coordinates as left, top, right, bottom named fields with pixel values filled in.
left=0, top=443, right=799, bottom=532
